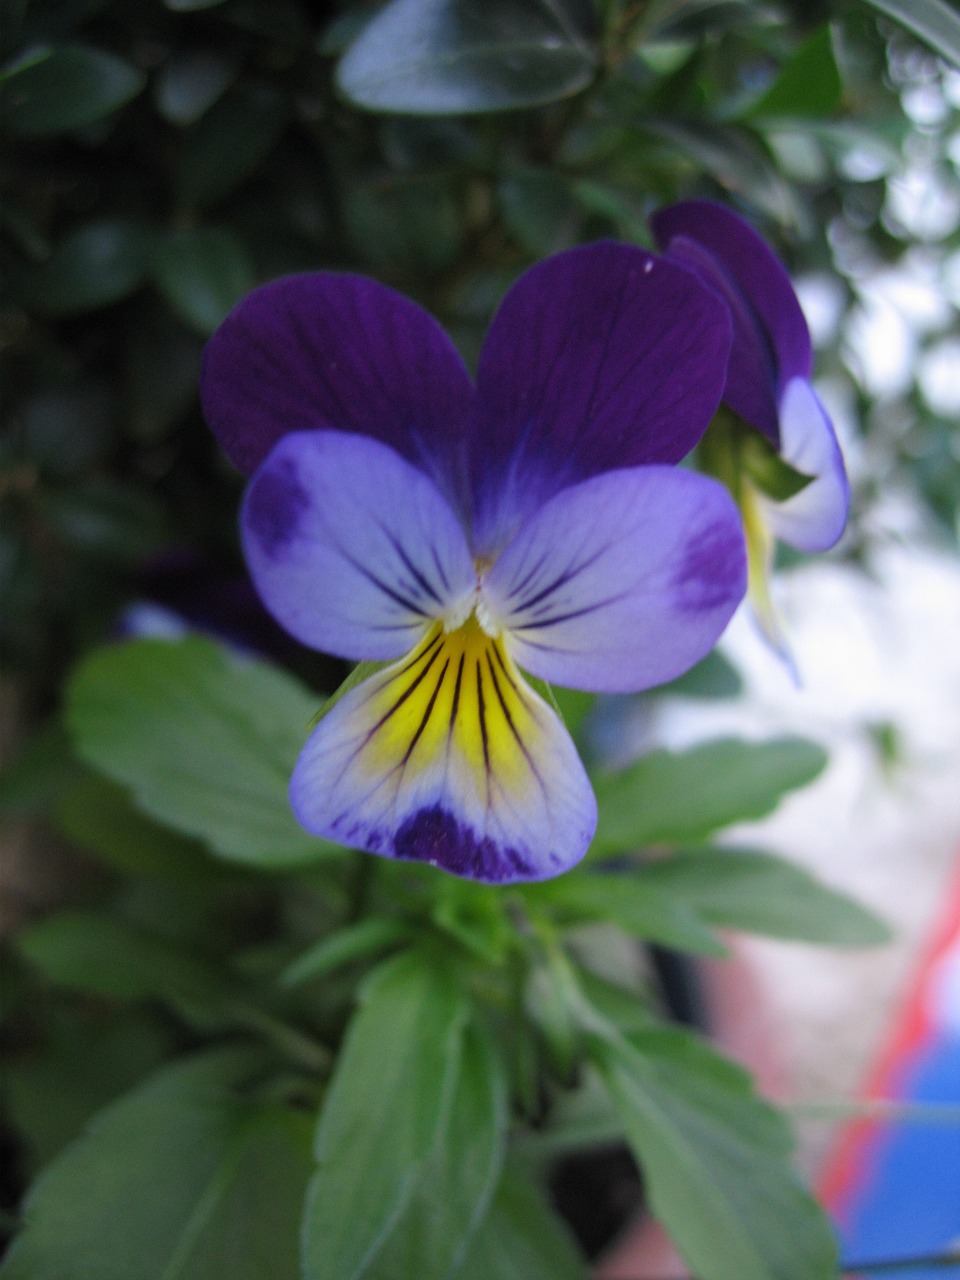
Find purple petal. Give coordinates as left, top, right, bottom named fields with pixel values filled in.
left=201, top=272, right=474, bottom=488
left=482, top=466, right=746, bottom=692
left=290, top=624, right=596, bottom=883
left=764, top=378, right=849, bottom=552
left=469, top=243, right=732, bottom=553
left=652, top=200, right=812, bottom=446
left=242, top=431, right=476, bottom=661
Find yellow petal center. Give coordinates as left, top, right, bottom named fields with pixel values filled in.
left=353, top=616, right=546, bottom=800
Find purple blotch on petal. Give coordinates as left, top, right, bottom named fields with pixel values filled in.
left=394, top=806, right=537, bottom=883
left=241, top=430, right=475, bottom=662
left=484, top=465, right=747, bottom=693
left=673, top=518, right=748, bottom=612
left=244, top=458, right=309, bottom=559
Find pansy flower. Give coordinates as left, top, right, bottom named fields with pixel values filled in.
left=201, top=244, right=746, bottom=883
left=652, top=200, right=849, bottom=658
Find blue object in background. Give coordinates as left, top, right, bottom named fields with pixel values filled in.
left=822, top=858, right=960, bottom=1279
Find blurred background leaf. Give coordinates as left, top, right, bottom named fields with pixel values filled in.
left=336, top=0, right=599, bottom=114
left=590, top=736, right=828, bottom=855
left=0, top=43, right=144, bottom=135
left=175, top=84, right=290, bottom=209
left=862, top=0, right=960, bottom=67
left=742, top=26, right=843, bottom=121
left=151, top=227, right=256, bottom=335
left=0, top=1051, right=311, bottom=1280
left=65, top=637, right=340, bottom=867
left=592, top=1027, right=839, bottom=1280
left=637, top=847, right=892, bottom=945
left=8, top=218, right=151, bottom=313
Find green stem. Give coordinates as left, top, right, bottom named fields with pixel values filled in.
left=228, top=1002, right=330, bottom=1075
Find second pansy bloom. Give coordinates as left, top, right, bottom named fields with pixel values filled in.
left=653, top=200, right=850, bottom=657
left=203, top=243, right=747, bottom=883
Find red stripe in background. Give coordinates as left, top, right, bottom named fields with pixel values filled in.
left=818, top=849, right=960, bottom=1217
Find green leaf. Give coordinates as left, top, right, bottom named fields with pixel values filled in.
left=640, top=848, right=892, bottom=946
left=741, top=431, right=814, bottom=501
left=524, top=956, right=581, bottom=1078
left=862, top=0, right=960, bottom=69
left=529, top=871, right=727, bottom=956
left=165, top=0, right=228, bottom=11
left=644, top=0, right=758, bottom=42
left=319, top=9, right=373, bottom=56
left=366, top=1021, right=508, bottom=1279
left=0, top=192, right=51, bottom=261
left=498, top=167, right=580, bottom=255
left=430, top=876, right=515, bottom=962
left=152, top=227, right=255, bottom=335
left=307, top=658, right=388, bottom=731
left=548, top=685, right=596, bottom=743
left=17, top=910, right=237, bottom=1026
left=154, top=50, right=238, bottom=126
left=177, top=84, right=289, bottom=208
left=343, top=175, right=463, bottom=276
left=454, top=1166, right=587, bottom=1280
left=515, top=1058, right=624, bottom=1160
left=572, top=179, right=650, bottom=243
left=641, top=119, right=803, bottom=227
left=12, top=0, right=115, bottom=44
left=60, top=774, right=223, bottom=883
left=125, top=303, right=203, bottom=442
left=3, top=1005, right=171, bottom=1178
left=744, top=26, right=842, bottom=120
left=575, top=969, right=657, bottom=1037
left=592, top=1028, right=838, bottom=1280
left=16, top=384, right=115, bottom=476
left=12, top=218, right=151, bottom=314
left=0, top=1050, right=312, bottom=1280
left=65, top=637, right=337, bottom=867
left=0, top=43, right=144, bottom=135
left=281, top=918, right=412, bottom=987
left=39, top=480, right=167, bottom=560
left=0, top=720, right=80, bottom=818
left=337, top=0, right=598, bottom=115
left=660, top=648, right=743, bottom=700
left=301, top=949, right=469, bottom=1280
left=19, top=913, right=332, bottom=1071
left=223, top=0, right=309, bottom=46
left=591, top=737, right=828, bottom=855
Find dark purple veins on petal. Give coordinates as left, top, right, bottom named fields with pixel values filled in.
left=245, top=458, right=309, bottom=558
left=379, top=524, right=445, bottom=608
left=344, top=553, right=427, bottom=618
left=485, top=651, right=542, bottom=781
left=363, top=638, right=444, bottom=740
